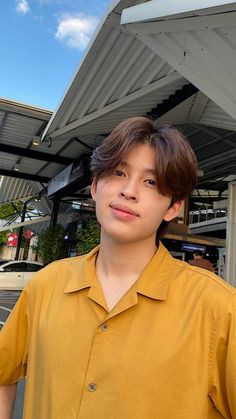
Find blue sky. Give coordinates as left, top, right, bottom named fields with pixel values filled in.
left=0, top=0, right=110, bottom=110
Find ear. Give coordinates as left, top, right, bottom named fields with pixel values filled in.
left=163, top=200, right=182, bottom=222
left=91, top=178, right=97, bottom=201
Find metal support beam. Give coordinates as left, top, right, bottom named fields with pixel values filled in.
left=0, top=144, right=74, bottom=165
left=0, top=98, right=52, bottom=121
left=146, top=83, right=198, bottom=120
left=0, top=169, right=50, bottom=183
left=225, top=181, right=236, bottom=286
left=50, top=200, right=60, bottom=228
left=72, top=137, right=94, bottom=151
left=15, top=201, right=27, bottom=260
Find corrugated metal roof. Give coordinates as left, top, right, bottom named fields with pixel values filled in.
left=0, top=99, right=52, bottom=181
left=0, top=177, right=43, bottom=204
left=122, top=1, right=236, bottom=120
left=42, top=0, right=185, bottom=142
left=0, top=98, right=78, bottom=184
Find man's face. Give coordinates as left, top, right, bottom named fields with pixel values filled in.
left=91, top=143, right=182, bottom=246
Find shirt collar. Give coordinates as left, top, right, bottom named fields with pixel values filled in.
left=64, top=242, right=173, bottom=301
left=135, top=242, right=172, bottom=301
left=64, top=245, right=99, bottom=293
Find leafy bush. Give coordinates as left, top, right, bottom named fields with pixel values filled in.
left=0, top=231, right=8, bottom=250
left=76, top=219, right=100, bottom=255
left=0, top=202, right=23, bottom=251
left=31, top=224, right=68, bottom=265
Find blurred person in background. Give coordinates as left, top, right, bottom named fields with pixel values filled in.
left=189, top=250, right=215, bottom=272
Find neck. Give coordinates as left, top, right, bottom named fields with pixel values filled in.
left=96, top=232, right=158, bottom=281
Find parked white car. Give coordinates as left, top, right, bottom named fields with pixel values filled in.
left=0, top=260, right=43, bottom=290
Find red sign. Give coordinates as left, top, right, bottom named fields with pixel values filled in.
left=25, top=229, right=33, bottom=239
left=7, top=232, right=18, bottom=247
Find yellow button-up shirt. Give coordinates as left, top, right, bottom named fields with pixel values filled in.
left=0, top=243, right=236, bottom=418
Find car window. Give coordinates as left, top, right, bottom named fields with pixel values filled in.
left=3, top=262, right=26, bottom=272
left=25, top=263, right=42, bottom=272
left=0, top=260, right=10, bottom=266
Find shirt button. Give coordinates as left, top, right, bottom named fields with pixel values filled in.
left=88, top=383, right=97, bottom=392
left=101, top=323, right=108, bottom=331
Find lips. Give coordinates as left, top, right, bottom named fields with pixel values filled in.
left=110, top=204, right=139, bottom=217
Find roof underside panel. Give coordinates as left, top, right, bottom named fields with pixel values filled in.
left=0, top=114, right=43, bottom=148
left=0, top=99, right=54, bottom=182
left=61, top=43, right=175, bottom=129
left=0, top=177, right=44, bottom=204
left=123, top=7, right=236, bottom=120
left=16, top=157, right=49, bottom=174
left=51, top=76, right=187, bottom=141
left=157, top=95, right=196, bottom=125
left=38, top=162, right=67, bottom=178
left=58, top=136, right=102, bottom=158
left=200, top=101, right=236, bottom=131
left=195, top=141, right=233, bottom=161
left=0, top=111, right=5, bottom=125
left=0, top=152, right=18, bottom=170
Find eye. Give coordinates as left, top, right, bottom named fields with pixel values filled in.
left=144, top=179, right=156, bottom=186
left=115, top=169, right=125, bottom=177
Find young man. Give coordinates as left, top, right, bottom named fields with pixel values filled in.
left=0, top=117, right=235, bottom=418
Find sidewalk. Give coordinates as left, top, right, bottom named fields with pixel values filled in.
left=13, top=380, right=25, bottom=419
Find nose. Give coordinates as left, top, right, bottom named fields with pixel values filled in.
left=119, top=179, right=138, bottom=201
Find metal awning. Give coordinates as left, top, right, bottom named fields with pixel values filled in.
left=121, top=0, right=236, bottom=120
left=0, top=177, right=43, bottom=204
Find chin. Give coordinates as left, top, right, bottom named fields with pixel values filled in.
left=102, top=228, right=136, bottom=243
left=104, top=229, right=155, bottom=245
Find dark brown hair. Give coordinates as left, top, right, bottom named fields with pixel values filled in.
left=91, top=116, right=197, bottom=203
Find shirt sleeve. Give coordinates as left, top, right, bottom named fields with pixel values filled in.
left=209, top=294, right=236, bottom=418
left=0, top=290, right=29, bottom=384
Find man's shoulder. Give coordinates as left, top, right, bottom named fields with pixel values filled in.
left=46, top=254, right=87, bottom=270
left=167, top=251, right=236, bottom=302
left=37, top=254, right=86, bottom=275
left=25, top=252, right=93, bottom=294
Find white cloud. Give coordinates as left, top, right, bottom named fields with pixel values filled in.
left=55, top=13, right=98, bottom=50
left=16, top=0, right=30, bottom=14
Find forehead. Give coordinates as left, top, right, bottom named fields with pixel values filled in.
left=119, top=143, right=157, bottom=169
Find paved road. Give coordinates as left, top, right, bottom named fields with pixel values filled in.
left=0, top=290, right=20, bottom=326
left=13, top=380, right=25, bottom=419
left=0, top=291, right=24, bottom=418
left=0, top=290, right=20, bottom=306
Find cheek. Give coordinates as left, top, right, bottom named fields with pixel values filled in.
left=94, top=187, right=109, bottom=218
left=95, top=183, right=108, bottom=202
left=149, top=203, right=171, bottom=225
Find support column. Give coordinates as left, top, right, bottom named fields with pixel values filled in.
left=50, top=199, right=59, bottom=228
left=15, top=201, right=27, bottom=260
left=225, top=181, right=236, bottom=287
left=183, top=198, right=189, bottom=225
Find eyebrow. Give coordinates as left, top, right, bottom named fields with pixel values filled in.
left=119, top=161, right=156, bottom=176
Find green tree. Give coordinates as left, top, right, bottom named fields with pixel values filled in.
left=0, top=202, right=23, bottom=218
left=0, top=202, right=23, bottom=251
left=0, top=231, right=7, bottom=250
left=76, top=218, right=100, bottom=255
left=31, top=224, right=68, bottom=265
